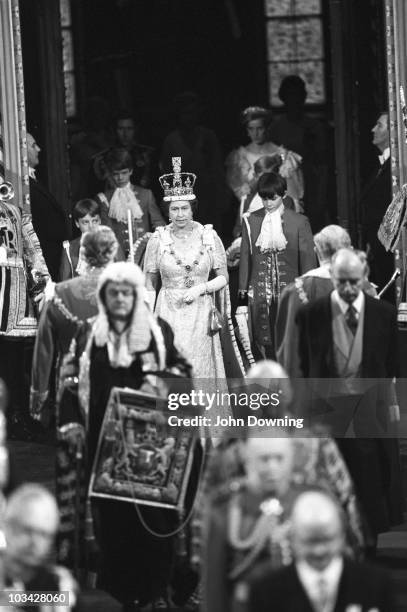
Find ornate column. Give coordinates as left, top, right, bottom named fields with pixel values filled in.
left=384, top=0, right=407, bottom=302
left=0, top=0, right=29, bottom=211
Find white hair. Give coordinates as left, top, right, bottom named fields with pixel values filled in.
left=98, top=261, right=145, bottom=297
left=291, top=490, right=344, bottom=531
left=5, top=484, right=59, bottom=526
left=313, top=225, right=351, bottom=260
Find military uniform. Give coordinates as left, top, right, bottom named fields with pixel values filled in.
left=0, top=199, right=48, bottom=423
left=204, top=483, right=298, bottom=612
left=0, top=201, right=48, bottom=337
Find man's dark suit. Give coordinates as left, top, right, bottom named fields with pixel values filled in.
left=29, top=177, right=69, bottom=280
left=296, top=291, right=398, bottom=380
left=360, top=158, right=394, bottom=297
left=295, top=292, right=404, bottom=536
left=249, top=560, right=396, bottom=612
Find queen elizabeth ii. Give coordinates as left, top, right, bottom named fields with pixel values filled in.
left=144, top=158, right=244, bottom=411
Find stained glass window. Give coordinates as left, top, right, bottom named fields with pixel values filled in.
left=265, top=0, right=325, bottom=106
left=60, top=0, right=76, bottom=118
left=60, top=0, right=72, bottom=27
left=265, top=0, right=321, bottom=18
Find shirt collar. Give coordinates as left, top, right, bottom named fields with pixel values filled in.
left=331, top=289, right=364, bottom=315
left=113, top=181, right=132, bottom=193
left=263, top=202, right=284, bottom=217
left=248, top=193, right=263, bottom=213
left=29, top=167, right=36, bottom=180
left=378, top=147, right=390, bottom=165
left=296, top=556, right=343, bottom=595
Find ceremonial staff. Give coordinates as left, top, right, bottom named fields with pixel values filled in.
left=127, top=208, right=135, bottom=262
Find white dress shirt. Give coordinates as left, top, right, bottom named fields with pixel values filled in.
left=378, top=146, right=390, bottom=166
left=331, top=289, right=364, bottom=320
left=296, top=557, right=343, bottom=612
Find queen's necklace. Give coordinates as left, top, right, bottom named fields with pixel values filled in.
left=169, top=237, right=205, bottom=288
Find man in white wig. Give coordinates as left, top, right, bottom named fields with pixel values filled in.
left=58, top=261, right=192, bottom=610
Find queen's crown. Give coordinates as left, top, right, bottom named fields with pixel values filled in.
left=159, top=157, right=196, bottom=201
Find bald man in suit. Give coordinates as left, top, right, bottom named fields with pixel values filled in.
left=249, top=490, right=396, bottom=612
left=295, top=248, right=403, bottom=548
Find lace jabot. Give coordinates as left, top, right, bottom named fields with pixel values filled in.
left=109, top=185, right=143, bottom=222
left=255, top=205, right=287, bottom=253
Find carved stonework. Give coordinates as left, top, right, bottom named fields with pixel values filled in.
left=0, top=0, right=29, bottom=212
left=11, top=0, right=29, bottom=212
left=383, top=0, right=407, bottom=301
left=384, top=1, right=399, bottom=194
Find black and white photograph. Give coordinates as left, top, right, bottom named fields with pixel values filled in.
left=0, top=0, right=406, bottom=610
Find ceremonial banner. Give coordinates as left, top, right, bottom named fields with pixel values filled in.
left=89, top=388, right=196, bottom=510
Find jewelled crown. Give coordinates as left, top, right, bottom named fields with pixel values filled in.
left=159, top=157, right=196, bottom=201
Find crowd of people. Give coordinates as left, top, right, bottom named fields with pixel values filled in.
left=0, top=75, right=404, bottom=611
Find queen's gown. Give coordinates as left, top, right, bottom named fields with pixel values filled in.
left=144, top=223, right=242, bottom=414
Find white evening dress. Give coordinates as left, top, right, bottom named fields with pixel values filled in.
left=225, top=142, right=304, bottom=211
left=144, top=222, right=231, bottom=415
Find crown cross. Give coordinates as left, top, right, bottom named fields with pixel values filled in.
left=159, top=157, right=196, bottom=201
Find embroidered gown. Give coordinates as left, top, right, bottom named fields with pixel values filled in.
left=144, top=223, right=230, bottom=404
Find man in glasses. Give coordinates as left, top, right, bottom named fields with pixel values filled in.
left=295, top=248, right=403, bottom=555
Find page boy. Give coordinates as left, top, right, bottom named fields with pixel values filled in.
left=59, top=198, right=101, bottom=280
left=96, top=147, right=165, bottom=257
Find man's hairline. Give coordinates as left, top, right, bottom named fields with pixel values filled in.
left=6, top=494, right=59, bottom=529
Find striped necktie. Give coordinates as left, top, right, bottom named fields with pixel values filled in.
left=345, top=304, right=358, bottom=335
